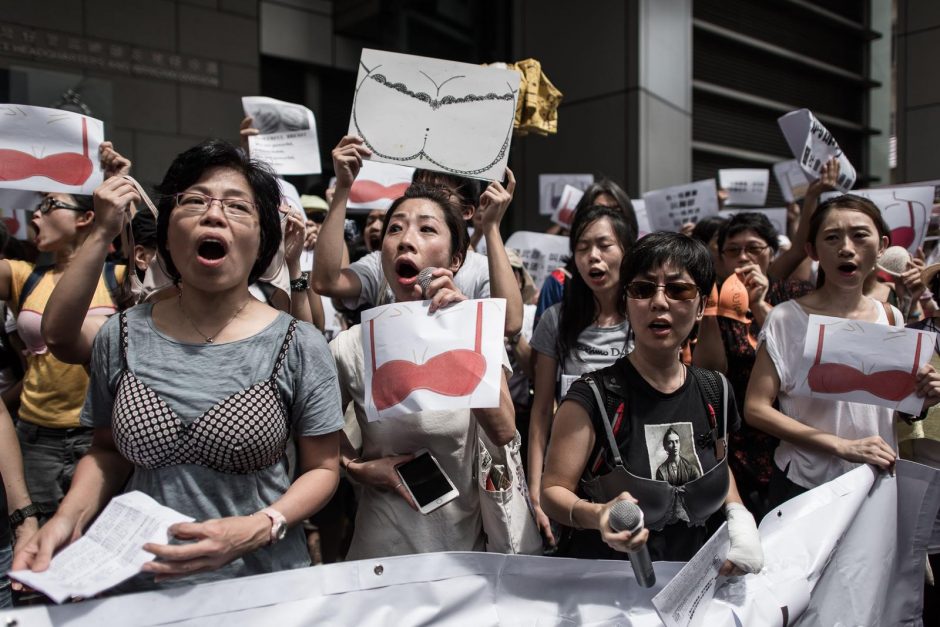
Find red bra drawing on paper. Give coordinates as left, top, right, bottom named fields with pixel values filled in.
left=370, top=301, right=486, bottom=411
left=0, top=117, right=93, bottom=186
left=887, top=191, right=927, bottom=250
left=807, top=324, right=923, bottom=401
left=350, top=180, right=410, bottom=205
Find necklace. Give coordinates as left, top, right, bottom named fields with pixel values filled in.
left=177, top=293, right=250, bottom=344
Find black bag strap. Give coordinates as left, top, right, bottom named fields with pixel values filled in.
left=688, top=366, right=729, bottom=460
left=585, top=376, right=623, bottom=467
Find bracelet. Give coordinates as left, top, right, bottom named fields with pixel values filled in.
left=568, top=498, right=588, bottom=530
left=9, top=503, right=41, bottom=529
left=289, top=271, right=310, bottom=292
left=341, top=456, right=363, bottom=471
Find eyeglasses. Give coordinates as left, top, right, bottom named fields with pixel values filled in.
left=36, top=197, right=84, bottom=215
left=722, top=243, right=769, bottom=257
left=625, top=280, right=700, bottom=301
left=173, top=192, right=257, bottom=222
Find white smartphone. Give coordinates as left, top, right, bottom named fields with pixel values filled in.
left=395, top=449, right=459, bottom=514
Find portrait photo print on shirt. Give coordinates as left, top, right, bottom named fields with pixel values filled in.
left=644, top=422, right=704, bottom=486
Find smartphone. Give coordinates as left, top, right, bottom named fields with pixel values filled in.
left=395, top=450, right=459, bottom=514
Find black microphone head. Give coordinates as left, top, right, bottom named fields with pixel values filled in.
left=608, top=500, right=644, bottom=534
left=417, top=267, right=438, bottom=298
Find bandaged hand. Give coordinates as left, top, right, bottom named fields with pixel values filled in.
left=724, top=502, right=763, bottom=574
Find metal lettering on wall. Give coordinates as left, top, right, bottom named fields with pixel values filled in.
left=0, top=23, right=220, bottom=87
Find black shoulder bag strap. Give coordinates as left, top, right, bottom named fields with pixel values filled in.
left=688, top=367, right=729, bottom=460
left=585, top=375, right=625, bottom=468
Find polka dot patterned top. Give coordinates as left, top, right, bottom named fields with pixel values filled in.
left=111, top=312, right=297, bottom=474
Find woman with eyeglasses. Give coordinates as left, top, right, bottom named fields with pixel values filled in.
left=692, top=212, right=812, bottom=516
left=745, top=195, right=940, bottom=508
left=0, top=143, right=132, bottom=524
left=13, top=140, right=343, bottom=591
left=540, top=232, right=763, bottom=573
left=528, top=204, right=635, bottom=547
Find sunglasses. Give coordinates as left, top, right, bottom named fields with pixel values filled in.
left=625, top=280, right=700, bottom=301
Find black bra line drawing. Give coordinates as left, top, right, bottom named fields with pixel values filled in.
left=352, top=61, right=517, bottom=177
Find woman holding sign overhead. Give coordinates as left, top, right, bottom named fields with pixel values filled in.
left=328, top=137, right=515, bottom=559
left=745, top=195, right=940, bottom=507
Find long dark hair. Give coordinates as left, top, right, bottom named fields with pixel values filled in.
left=558, top=204, right=633, bottom=360
left=807, top=194, right=889, bottom=287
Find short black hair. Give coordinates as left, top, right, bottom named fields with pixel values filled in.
left=381, top=183, right=470, bottom=269
left=621, top=231, right=715, bottom=298
left=574, top=178, right=638, bottom=245
left=132, top=208, right=157, bottom=249
left=717, top=212, right=780, bottom=254
left=154, top=140, right=282, bottom=285
left=690, top=215, right=727, bottom=245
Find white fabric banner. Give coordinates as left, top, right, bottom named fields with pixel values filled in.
left=6, top=463, right=937, bottom=627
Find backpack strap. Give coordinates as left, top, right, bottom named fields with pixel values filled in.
left=585, top=376, right=624, bottom=468
left=17, top=265, right=53, bottom=313
left=688, top=366, right=728, bottom=460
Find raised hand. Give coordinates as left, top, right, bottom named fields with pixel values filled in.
left=331, top=136, right=372, bottom=191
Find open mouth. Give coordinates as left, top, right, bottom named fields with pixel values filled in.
left=837, top=262, right=858, bottom=274
left=197, top=237, right=228, bottom=264
left=368, top=233, right=382, bottom=249
left=649, top=320, right=672, bottom=331
left=395, top=258, right=419, bottom=282
left=587, top=268, right=606, bottom=281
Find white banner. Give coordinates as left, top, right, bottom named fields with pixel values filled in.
left=504, top=231, right=570, bottom=290
left=7, top=463, right=937, bottom=627
left=361, top=298, right=506, bottom=421
left=0, top=104, right=104, bottom=195
left=243, top=96, right=322, bottom=175
left=348, top=49, right=519, bottom=181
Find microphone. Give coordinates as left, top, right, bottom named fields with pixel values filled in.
left=608, top=500, right=656, bottom=588
left=417, top=267, right=438, bottom=298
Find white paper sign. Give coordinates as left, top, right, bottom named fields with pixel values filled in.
left=349, top=49, right=519, bottom=181
left=504, top=231, right=570, bottom=290
left=243, top=96, right=322, bottom=175
left=538, top=174, right=594, bottom=216
left=718, top=169, right=769, bottom=207
left=772, top=159, right=810, bottom=203
left=794, top=315, right=935, bottom=414
left=9, top=491, right=193, bottom=604
left=348, top=160, right=415, bottom=213
left=0, top=188, right=41, bottom=238
left=550, top=184, right=584, bottom=228
left=653, top=523, right=729, bottom=627
left=824, top=186, right=934, bottom=254
left=719, top=208, right=788, bottom=239
left=778, top=109, right=856, bottom=192
left=360, top=298, right=506, bottom=421
left=643, top=179, right=720, bottom=233
left=633, top=198, right=651, bottom=237
left=0, top=104, right=104, bottom=195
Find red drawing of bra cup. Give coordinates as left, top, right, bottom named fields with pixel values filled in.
left=370, top=301, right=487, bottom=411
left=807, top=324, right=922, bottom=402
left=0, top=117, right=93, bottom=186
left=887, top=193, right=925, bottom=250
left=349, top=179, right=410, bottom=204
left=557, top=207, right=575, bottom=227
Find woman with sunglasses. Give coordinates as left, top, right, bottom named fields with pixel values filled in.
left=745, top=195, right=940, bottom=508
left=540, top=232, right=762, bottom=573
left=13, top=140, right=343, bottom=591
left=0, top=144, right=131, bottom=523
left=327, top=138, right=515, bottom=559
left=528, top=204, right=635, bottom=546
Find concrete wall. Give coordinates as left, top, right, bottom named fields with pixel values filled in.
left=895, top=0, right=940, bottom=183
left=0, top=0, right=261, bottom=186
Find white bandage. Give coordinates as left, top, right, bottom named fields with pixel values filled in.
left=724, top=502, right=763, bottom=574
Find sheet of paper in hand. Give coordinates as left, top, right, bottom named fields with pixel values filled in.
left=242, top=96, right=322, bottom=175
left=348, top=49, right=520, bottom=181
left=718, top=169, right=769, bottom=207
left=778, top=109, right=856, bottom=193
left=633, top=198, right=651, bottom=237
left=538, top=173, right=594, bottom=216
left=361, top=298, right=507, bottom=421
left=643, top=179, right=720, bottom=232
left=550, top=184, right=584, bottom=228
left=347, top=160, right=415, bottom=213
left=794, top=315, right=936, bottom=414
left=504, top=231, right=570, bottom=290
left=773, top=159, right=810, bottom=203
left=0, top=104, right=103, bottom=194
left=820, top=186, right=934, bottom=254
left=8, top=491, right=193, bottom=604
left=719, top=207, right=787, bottom=240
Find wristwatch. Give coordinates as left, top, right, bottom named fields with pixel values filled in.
left=10, top=503, right=41, bottom=529
left=256, top=507, right=288, bottom=544
left=289, top=271, right=310, bottom=292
